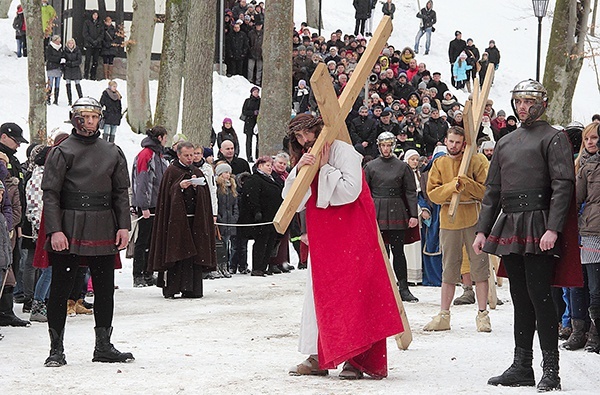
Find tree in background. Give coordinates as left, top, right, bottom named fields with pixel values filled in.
left=126, top=0, right=155, bottom=134
left=0, top=0, right=11, bottom=18
left=258, top=0, right=294, bottom=155
left=154, top=0, right=188, bottom=135
left=23, top=0, right=47, bottom=144
left=181, top=0, right=215, bottom=146
left=544, top=0, right=591, bottom=125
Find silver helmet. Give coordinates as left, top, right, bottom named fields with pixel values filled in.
left=376, top=131, right=397, bottom=155
left=510, top=79, right=548, bottom=126
left=70, top=97, right=104, bottom=132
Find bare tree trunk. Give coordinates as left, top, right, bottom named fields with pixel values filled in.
left=0, top=0, right=11, bottom=18
left=592, top=0, right=598, bottom=36
left=23, top=0, right=47, bottom=144
left=258, top=0, right=293, bottom=156
left=305, top=0, right=322, bottom=30
left=181, top=1, right=215, bottom=146
left=543, top=0, right=591, bottom=125
left=126, top=0, right=155, bottom=134
left=154, top=0, right=187, bottom=134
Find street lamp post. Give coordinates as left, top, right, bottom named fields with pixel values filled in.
left=532, top=0, right=550, bottom=82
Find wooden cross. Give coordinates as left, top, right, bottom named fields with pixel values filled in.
left=273, top=16, right=413, bottom=350
left=447, top=64, right=495, bottom=220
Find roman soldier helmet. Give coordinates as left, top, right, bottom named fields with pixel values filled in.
left=510, top=79, right=548, bottom=127
left=70, top=97, right=104, bottom=131
left=376, top=131, right=397, bottom=154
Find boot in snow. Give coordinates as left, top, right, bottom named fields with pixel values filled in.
left=44, top=328, right=67, bottom=367
left=92, top=327, right=135, bottom=363
left=423, top=310, right=451, bottom=331
left=487, top=347, right=535, bottom=387
left=453, top=285, right=475, bottom=305
left=561, top=318, right=587, bottom=351
left=537, top=349, right=561, bottom=392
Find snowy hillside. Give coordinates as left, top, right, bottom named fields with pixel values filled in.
left=0, top=1, right=599, bottom=394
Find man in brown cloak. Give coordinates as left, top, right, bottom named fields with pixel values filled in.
left=147, top=141, right=216, bottom=298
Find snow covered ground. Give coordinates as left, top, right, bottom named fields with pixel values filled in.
left=1, top=0, right=599, bottom=393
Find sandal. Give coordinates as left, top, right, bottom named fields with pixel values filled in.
left=288, top=355, right=329, bottom=376
left=339, top=362, right=364, bottom=380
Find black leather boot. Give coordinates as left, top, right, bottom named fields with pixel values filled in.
left=398, top=279, right=419, bottom=303
left=537, top=349, right=561, bottom=392
left=75, top=83, right=83, bottom=98
left=0, top=286, right=31, bottom=327
left=488, top=347, right=535, bottom=387
left=92, top=327, right=135, bottom=363
left=44, top=328, right=67, bottom=367
left=561, top=318, right=587, bottom=350
left=66, top=84, right=72, bottom=106
left=53, top=87, right=59, bottom=105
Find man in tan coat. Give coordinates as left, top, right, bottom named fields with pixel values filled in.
left=425, top=126, right=491, bottom=332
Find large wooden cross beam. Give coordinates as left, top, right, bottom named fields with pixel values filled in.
left=273, top=16, right=413, bottom=350
left=447, top=64, right=495, bottom=220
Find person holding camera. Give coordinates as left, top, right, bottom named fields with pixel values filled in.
left=414, top=1, right=436, bottom=55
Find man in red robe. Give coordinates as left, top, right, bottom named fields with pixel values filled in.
left=284, top=114, right=403, bottom=379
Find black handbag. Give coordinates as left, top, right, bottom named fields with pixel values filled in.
left=215, top=226, right=228, bottom=265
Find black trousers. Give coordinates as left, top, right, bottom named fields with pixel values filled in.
left=503, top=253, right=558, bottom=351
left=354, top=19, right=366, bottom=36
left=84, top=47, right=101, bottom=79
left=133, top=213, right=154, bottom=277
left=252, top=229, right=278, bottom=272
left=244, top=120, right=259, bottom=160
left=382, top=229, right=407, bottom=284
left=47, top=253, right=115, bottom=333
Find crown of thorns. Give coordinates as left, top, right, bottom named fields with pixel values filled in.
left=288, top=116, right=323, bottom=134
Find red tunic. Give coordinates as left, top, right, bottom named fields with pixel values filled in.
left=306, top=174, right=404, bottom=378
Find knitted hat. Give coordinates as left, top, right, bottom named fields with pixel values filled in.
left=215, top=163, right=232, bottom=176
left=403, top=149, right=420, bottom=162
left=203, top=147, right=213, bottom=158
left=223, top=117, right=232, bottom=124
left=497, top=110, right=506, bottom=117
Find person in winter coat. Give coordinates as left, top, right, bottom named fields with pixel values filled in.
left=575, top=124, right=600, bottom=354
left=215, top=163, right=239, bottom=277
left=241, top=87, right=261, bottom=162
left=486, top=40, right=501, bottom=70
left=464, top=38, right=480, bottom=91
left=225, top=21, right=249, bottom=77
left=353, top=0, right=370, bottom=36
left=99, top=80, right=122, bottom=143
left=102, top=16, right=121, bottom=80
left=131, top=126, right=169, bottom=288
left=365, top=0, right=377, bottom=37
left=238, top=156, right=283, bottom=277
left=62, top=38, right=83, bottom=106
left=498, top=115, right=517, bottom=140
left=293, top=80, right=311, bottom=115
left=350, top=106, right=378, bottom=155
left=45, top=35, right=63, bottom=105
left=247, top=22, right=264, bottom=85
left=453, top=52, right=472, bottom=91
left=448, top=31, right=466, bottom=88
left=478, top=52, right=490, bottom=87
left=382, top=0, right=396, bottom=20
left=423, top=108, right=449, bottom=155
left=414, top=0, right=436, bottom=55
left=13, top=5, right=27, bottom=58
left=82, top=10, right=104, bottom=80
left=399, top=47, right=415, bottom=71
left=217, top=118, right=241, bottom=156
